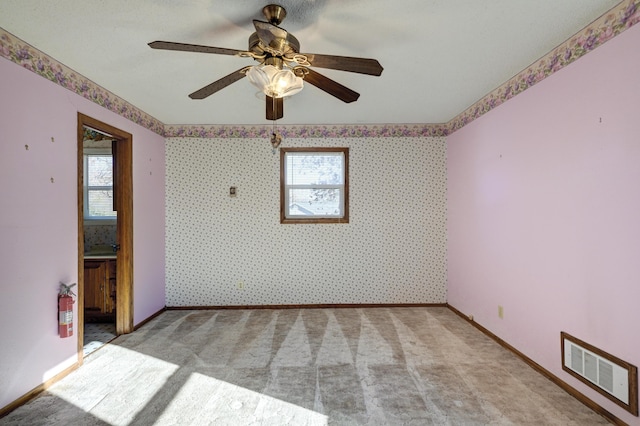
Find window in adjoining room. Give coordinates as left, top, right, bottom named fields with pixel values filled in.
left=280, top=147, right=349, bottom=224
left=84, top=151, right=116, bottom=221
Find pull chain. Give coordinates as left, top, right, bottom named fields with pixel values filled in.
left=270, top=97, right=282, bottom=154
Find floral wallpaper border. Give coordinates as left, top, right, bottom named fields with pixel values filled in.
left=163, top=123, right=449, bottom=138
left=1, top=0, right=638, bottom=138
left=448, top=0, right=640, bottom=133
left=0, top=30, right=165, bottom=135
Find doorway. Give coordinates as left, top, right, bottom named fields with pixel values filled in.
left=77, top=113, right=133, bottom=361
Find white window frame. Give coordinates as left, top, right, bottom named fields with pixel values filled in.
left=83, top=148, right=116, bottom=223
left=280, top=147, right=349, bottom=224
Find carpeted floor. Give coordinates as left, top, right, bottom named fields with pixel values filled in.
left=1, top=307, right=610, bottom=425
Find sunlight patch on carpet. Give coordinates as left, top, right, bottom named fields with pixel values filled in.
left=48, top=345, right=179, bottom=425
left=156, top=372, right=328, bottom=425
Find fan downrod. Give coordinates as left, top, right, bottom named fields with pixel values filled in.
left=262, top=4, right=287, bottom=25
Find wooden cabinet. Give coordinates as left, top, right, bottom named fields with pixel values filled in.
left=84, top=259, right=116, bottom=320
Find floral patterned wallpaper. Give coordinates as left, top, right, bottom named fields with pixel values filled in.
left=84, top=224, right=117, bottom=251
left=1, top=0, right=638, bottom=137
left=165, top=136, right=447, bottom=306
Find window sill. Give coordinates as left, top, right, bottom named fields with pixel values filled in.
left=84, top=218, right=117, bottom=226
left=281, top=217, right=349, bottom=224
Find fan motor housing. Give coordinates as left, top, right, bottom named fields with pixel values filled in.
left=248, top=32, right=300, bottom=58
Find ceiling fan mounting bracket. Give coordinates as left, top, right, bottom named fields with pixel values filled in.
left=262, top=4, right=287, bottom=25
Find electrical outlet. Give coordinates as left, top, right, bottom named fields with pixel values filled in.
left=498, top=305, right=504, bottom=319
left=237, top=281, right=244, bottom=290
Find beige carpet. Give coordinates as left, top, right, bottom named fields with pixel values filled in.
left=1, top=307, right=610, bottom=425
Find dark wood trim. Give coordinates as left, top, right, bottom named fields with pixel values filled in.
left=167, top=303, right=447, bottom=311
left=111, top=140, right=119, bottom=212
left=280, top=147, right=349, bottom=224
left=114, top=127, right=134, bottom=336
left=0, top=363, right=79, bottom=418
left=447, top=304, right=627, bottom=426
left=76, top=116, right=86, bottom=363
left=78, top=113, right=134, bottom=340
left=134, top=307, right=167, bottom=330
left=561, top=331, right=638, bottom=416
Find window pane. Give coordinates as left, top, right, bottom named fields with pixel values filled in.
left=87, top=156, right=113, bottom=186
left=88, top=189, right=116, bottom=217
left=280, top=147, right=349, bottom=224
left=286, top=153, right=344, bottom=185
left=288, top=188, right=342, bottom=216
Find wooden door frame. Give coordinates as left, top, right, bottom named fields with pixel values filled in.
left=77, top=113, right=134, bottom=361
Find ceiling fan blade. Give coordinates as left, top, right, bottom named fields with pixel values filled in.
left=189, top=68, right=247, bottom=100
left=148, top=41, right=244, bottom=56
left=266, top=96, right=284, bottom=120
left=304, top=53, right=383, bottom=76
left=302, top=69, right=360, bottom=103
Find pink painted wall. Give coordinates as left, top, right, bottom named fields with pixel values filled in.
left=0, top=57, right=165, bottom=409
left=447, top=23, right=640, bottom=424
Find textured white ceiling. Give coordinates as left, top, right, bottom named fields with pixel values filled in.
left=0, top=0, right=622, bottom=126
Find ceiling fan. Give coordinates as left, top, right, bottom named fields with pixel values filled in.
left=148, top=4, right=383, bottom=120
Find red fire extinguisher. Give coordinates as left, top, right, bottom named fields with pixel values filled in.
left=58, top=283, right=76, bottom=338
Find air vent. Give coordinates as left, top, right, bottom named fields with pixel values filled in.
left=561, top=332, right=638, bottom=416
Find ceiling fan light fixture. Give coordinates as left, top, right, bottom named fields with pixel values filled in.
left=149, top=4, right=382, bottom=119
left=246, top=63, right=303, bottom=98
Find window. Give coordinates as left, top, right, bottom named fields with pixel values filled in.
left=84, top=151, right=116, bottom=221
left=280, top=147, right=349, bottom=224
